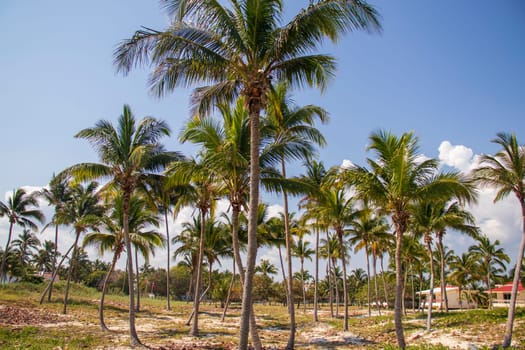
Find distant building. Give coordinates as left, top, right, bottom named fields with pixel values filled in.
left=489, top=282, right=525, bottom=308
left=417, top=285, right=477, bottom=309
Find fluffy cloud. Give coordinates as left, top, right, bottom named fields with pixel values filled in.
left=438, top=141, right=477, bottom=172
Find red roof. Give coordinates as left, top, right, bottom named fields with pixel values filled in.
left=489, top=282, right=525, bottom=293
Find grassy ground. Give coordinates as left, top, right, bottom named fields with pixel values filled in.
left=1, top=282, right=524, bottom=349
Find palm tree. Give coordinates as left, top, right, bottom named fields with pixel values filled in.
left=60, top=105, right=178, bottom=346
left=292, top=232, right=315, bottom=313
left=34, top=240, right=56, bottom=274
left=256, top=259, right=277, bottom=278
left=165, top=156, right=221, bottom=336
left=348, top=203, right=389, bottom=317
left=469, top=234, right=510, bottom=309
left=316, top=179, right=355, bottom=331
left=40, top=173, right=71, bottom=301
left=11, top=229, right=41, bottom=276
left=473, top=133, right=525, bottom=347
left=0, top=188, right=44, bottom=283
left=345, top=130, right=477, bottom=348
left=449, top=252, right=478, bottom=310
left=115, top=2, right=380, bottom=347
left=83, top=194, right=162, bottom=331
left=58, top=181, right=105, bottom=314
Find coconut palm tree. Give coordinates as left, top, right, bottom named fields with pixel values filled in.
left=83, top=194, right=162, bottom=331
left=472, top=133, right=525, bottom=348
left=0, top=188, right=44, bottom=282
left=256, top=259, right=277, bottom=278
left=115, top=2, right=380, bottom=347
left=40, top=173, right=71, bottom=301
left=11, top=229, right=41, bottom=276
left=60, top=105, right=178, bottom=346
left=449, top=252, right=478, bottom=310
left=292, top=231, right=315, bottom=313
left=165, top=156, right=222, bottom=336
left=469, top=234, right=510, bottom=309
left=34, top=240, right=56, bottom=274
left=345, top=130, right=477, bottom=348
left=58, top=181, right=105, bottom=314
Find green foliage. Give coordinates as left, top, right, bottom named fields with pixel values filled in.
left=0, top=326, right=97, bottom=349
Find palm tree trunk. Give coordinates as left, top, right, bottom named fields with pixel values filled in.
left=40, top=242, right=75, bottom=304
left=0, top=222, right=14, bottom=283
left=231, top=205, right=262, bottom=350
left=135, top=247, right=140, bottom=312
left=425, top=236, right=434, bottom=332
left=394, top=227, right=406, bottom=349
left=411, top=265, right=416, bottom=314
left=123, top=191, right=141, bottom=346
left=100, top=251, right=120, bottom=331
left=327, top=234, right=334, bottom=318
left=281, top=159, right=296, bottom=350
left=437, top=235, right=448, bottom=312
left=190, top=208, right=206, bottom=336
left=365, top=248, right=371, bottom=318
left=502, top=203, right=525, bottom=348
left=300, top=258, right=306, bottom=313
left=47, top=223, right=60, bottom=301
left=402, top=261, right=408, bottom=316
left=372, top=254, right=381, bottom=315
left=165, top=211, right=171, bottom=311
left=239, top=103, right=262, bottom=350
left=337, top=229, right=349, bottom=331
left=333, top=258, right=339, bottom=318
left=380, top=254, right=389, bottom=308
left=221, top=260, right=236, bottom=322
left=313, top=224, right=320, bottom=322
left=63, top=230, right=81, bottom=314
left=278, top=245, right=287, bottom=293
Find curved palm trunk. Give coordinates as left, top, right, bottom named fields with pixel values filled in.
left=40, top=242, right=75, bottom=304
left=99, top=250, right=120, bottom=331
left=394, top=227, right=406, bottom=349
left=336, top=229, right=349, bottom=331
left=165, top=211, right=171, bottom=311
left=231, top=205, right=262, bottom=350
left=47, top=223, right=60, bottom=301
left=123, top=192, right=141, bottom=346
left=221, top=260, right=236, bottom=322
left=425, top=235, right=434, bottom=331
left=314, top=224, right=320, bottom=322
left=280, top=160, right=296, bottom=350
left=0, top=222, right=14, bottom=282
left=365, top=247, right=371, bottom=318
left=135, top=247, right=141, bottom=312
left=503, top=202, right=525, bottom=348
left=436, top=234, right=448, bottom=312
left=190, top=209, right=206, bottom=336
left=63, top=230, right=81, bottom=314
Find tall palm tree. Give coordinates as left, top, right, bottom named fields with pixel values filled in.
left=165, top=156, right=221, bottom=336
left=34, top=240, right=56, bottom=274
left=449, top=252, right=478, bottom=310
left=473, top=133, right=525, bottom=348
left=60, top=105, right=178, bottom=346
left=40, top=173, right=71, bottom=301
left=58, top=182, right=105, bottom=314
left=469, top=234, right=510, bottom=309
left=83, top=194, right=162, bottom=331
left=0, top=188, right=44, bottom=282
left=348, top=203, right=389, bottom=317
left=345, top=130, right=477, bottom=348
left=316, top=179, right=355, bottom=331
left=115, top=2, right=380, bottom=347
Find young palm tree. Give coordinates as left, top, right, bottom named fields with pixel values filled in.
left=83, top=194, right=162, bottom=331
left=34, top=240, right=56, bottom=274
left=115, top=2, right=380, bottom=347
left=345, top=130, right=477, bottom=349
left=60, top=105, right=178, bottom=346
left=473, top=133, right=525, bottom=348
left=291, top=232, right=315, bottom=313
left=40, top=173, right=71, bottom=301
left=0, top=188, right=44, bottom=283
left=11, top=229, right=41, bottom=276
left=58, top=182, right=105, bottom=314
left=449, top=252, right=478, bottom=310
left=469, top=234, right=510, bottom=309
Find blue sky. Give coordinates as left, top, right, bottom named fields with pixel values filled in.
left=1, top=1, right=524, bottom=272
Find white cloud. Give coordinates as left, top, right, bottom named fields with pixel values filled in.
left=341, top=159, right=354, bottom=169
left=438, top=141, right=475, bottom=172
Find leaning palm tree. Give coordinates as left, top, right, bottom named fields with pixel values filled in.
left=345, top=130, right=477, bottom=349
left=0, top=188, right=44, bottom=283
left=40, top=173, right=71, bottom=301
left=83, top=194, right=162, bottom=331
left=115, top=2, right=381, bottom=347
left=60, top=105, right=179, bottom=346
left=472, top=133, right=525, bottom=348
